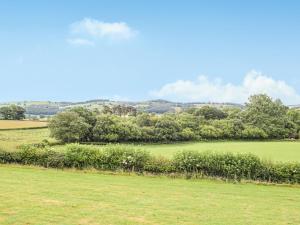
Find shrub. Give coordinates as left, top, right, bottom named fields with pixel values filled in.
left=241, top=126, right=268, bottom=139
left=144, top=156, right=175, bottom=173
left=65, top=144, right=101, bottom=169
left=102, top=145, right=150, bottom=171
left=0, top=145, right=299, bottom=184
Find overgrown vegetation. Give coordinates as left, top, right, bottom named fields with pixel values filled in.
left=49, top=94, right=300, bottom=143
left=1, top=144, right=299, bottom=184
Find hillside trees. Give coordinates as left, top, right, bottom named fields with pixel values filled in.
left=49, top=95, right=300, bottom=143
left=0, top=105, right=26, bottom=120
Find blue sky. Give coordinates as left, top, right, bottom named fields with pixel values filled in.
left=1, top=0, right=300, bottom=104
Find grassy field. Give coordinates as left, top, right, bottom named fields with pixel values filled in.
left=0, top=120, right=48, bottom=130
left=0, top=128, right=53, bottom=151
left=141, top=141, right=300, bottom=162
left=1, top=127, right=300, bottom=162
left=0, top=165, right=299, bottom=225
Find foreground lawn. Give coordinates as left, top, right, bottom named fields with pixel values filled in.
left=0, top=165, right=300, bottom=225
left=141, top=141, right=300, bottom=162
left=0, top=128, right=53, bottom=151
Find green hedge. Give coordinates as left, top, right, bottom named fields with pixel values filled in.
left=0, top=144, right=299, bottom=184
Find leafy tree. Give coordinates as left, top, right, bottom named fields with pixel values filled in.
left=49, top=111, right=91, bottom=143
left=199, top=125, right=222, bottom=139
left=212, top=119, right=244, bottom=138
left=154, top=115, right=181, bottom=141
left=176, top=113, right=201, bottom=130
left=242, top=94, right=289, bottom=138
left=193, top=106, right=228, bottom=120
left=93, top=115, right=123, bottom=142
left=68, top=107, right=97, bottom=141
left=241, top=125, right=268, bottom=139
left=0, top=105, right=26, bottom=120
left=287, top=109, right=300, bottom=137
left=136, top=113, right=156, bottom=127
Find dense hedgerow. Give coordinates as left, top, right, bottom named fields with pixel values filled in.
left=0, top=145, right=299, bottom=184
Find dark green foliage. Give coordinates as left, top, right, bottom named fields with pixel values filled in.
left=0, top=146, right=299, bottom=184
left=154, top=115, right=181, bottom=141
left=192, top=106, right=228, bottom=120
left=49, top=95, right=300, bottom=143
left=242, top=94, right=290, bottom=138
left=0, top=105, right=26, bottom=120
left=241, top=126, right=268, bottom=139
left=49, top=111, right=92, bottom=143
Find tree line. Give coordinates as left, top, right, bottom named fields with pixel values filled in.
left=49, top=94, right=300, bottom=143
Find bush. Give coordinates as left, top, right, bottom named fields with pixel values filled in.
left=144, top=156, right=175, bottom=173
left=241, top=126, right=268, bottom=139
left=0, top=145, right=299, bottom=184
left=102, top=145, right=150, bottom=171
left=65, top=144, right=101, bottom=169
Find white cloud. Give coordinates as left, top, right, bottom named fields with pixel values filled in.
left=67, top=38, right=95, bottom=46
left=70, top=18, right=137, bottom=41
left=151, top=70, right=300, bottom=105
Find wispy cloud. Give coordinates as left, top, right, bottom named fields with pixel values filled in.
left=67, top=38, right=95, bottom=46
left=67, top=18, right=137, bottom=46
left=151, top=70, right=300, bottom=105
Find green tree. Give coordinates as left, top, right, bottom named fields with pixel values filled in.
left=69, top=107, right=97, bottom=141
left=0, top=105, right=26, bottom=120
left=199, top=125, right=222, bottom=139
left=193, top=106, right=228, bottom=120
left=93, top=115, right=123, bottom=142
left=242, top=94, right=289, bottom=138
left=154, top=115, right=181, bottom=141
left=49, top=111, right=91, bottom=143
left=241, top=125, right=268, bottom=139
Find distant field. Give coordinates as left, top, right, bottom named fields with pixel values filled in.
left=0, top=165, right=299, bottom=225
left=0, top=128, right=53, bottom=151
left=141, top=141, right=300, bottom=162
left=0, top=120, right=48, bottom=130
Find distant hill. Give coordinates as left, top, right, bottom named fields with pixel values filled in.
left=0, top=99, right=245, bottom=117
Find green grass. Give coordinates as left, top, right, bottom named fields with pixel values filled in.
left=140, top=141, right=300, bottom=162
left=1, top=127, right=300, bottom=162
left=0, top=165, right=299, bottom=225
left=0, top=128, right=54, bottom=151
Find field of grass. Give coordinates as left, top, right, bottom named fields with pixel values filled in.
left=0, top=120, right=48, bottom=130
left=1, top=127, right=299, bottom=162
left=0, top=165, right=299, bottom=225
left=0, top=128, right=54, bottom=151
left=140, top=141, right=300, bottom=162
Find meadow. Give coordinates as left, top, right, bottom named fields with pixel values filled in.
left=141, top=141, right=300, bottom=162
left=0, top=127, right=300, bottom=162
left=0, top=165, right=299, bottom=225
left=0, top=128, right=53, bottom=151
left=0, top=123, right=300, bottom=224
left=0, top=120, right=48, bottom=130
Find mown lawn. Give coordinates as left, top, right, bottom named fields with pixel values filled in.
left=0, top=165, right=299, bottom=225
left=141, top=141, right=300, bottom=162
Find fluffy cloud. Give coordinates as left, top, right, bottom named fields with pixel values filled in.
left=151, top=71, right=300, bottom=105
left=70, top=18, right=137, bottom=41
left=67, top=38, right=95, bottom=46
